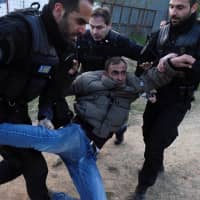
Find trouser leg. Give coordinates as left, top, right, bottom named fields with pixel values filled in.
left=114, top=124, right=127, bottom=145
left=62, top=150, right=106, bottom=200
left=0, top=147, right=22, bottom=183
left=0, top=122, right=106, bottom=199
left=138, top=103, right=188, bottom=188
left=59, top=128, right=107, bottom=200
left=142, top=102, right=159, bottom=145
left=21, top=149, right=50, bottom=200
left=0, top=146, right=49, bottom=200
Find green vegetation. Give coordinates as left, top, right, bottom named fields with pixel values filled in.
left=130, top=33, right=146, bottom=45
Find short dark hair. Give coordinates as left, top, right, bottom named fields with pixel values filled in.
left=48, top=0, right=93, bottom=13
left=91, top=7, right=111, bottom=25
left=105, top=57, right=127, bottom=71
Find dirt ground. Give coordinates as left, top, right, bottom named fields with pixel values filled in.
left=0, top=58, right=200, bottom=200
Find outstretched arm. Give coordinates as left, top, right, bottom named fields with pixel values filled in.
left=127, top=53, right=196, bottom=96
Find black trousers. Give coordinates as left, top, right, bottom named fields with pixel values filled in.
left=0, top=103, right=50, bottom=200
left=0, top=147, right=49, bottom=200
left=138, top=100, right=190, bottom=188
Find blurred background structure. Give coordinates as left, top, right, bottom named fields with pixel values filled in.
left=0, top=0, right=47, bottom=16
left=0, top=0, right=170, bottom=40
left=96, top=0, right=169, bottom=39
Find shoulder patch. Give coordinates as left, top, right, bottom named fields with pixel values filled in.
left=38, top=65, right=52, bottom=74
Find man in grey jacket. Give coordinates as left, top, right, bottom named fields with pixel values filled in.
left=0, top=55, right=195, bottom=200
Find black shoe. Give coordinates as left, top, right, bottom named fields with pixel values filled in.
left=48, top=190, right=78, bottom=200
left=114, top=134, right=124, bottom=145
left=132, top=192, right=146, bottom=200
left=132, top=185, right=147, bottom=200
left=158, top=164, right=165, bottom=174
left=114, top=125, right=127, bottom=145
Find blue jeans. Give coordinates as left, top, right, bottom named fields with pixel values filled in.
left=0, top=123, right=107, bottom=200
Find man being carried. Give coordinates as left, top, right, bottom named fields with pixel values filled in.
left=0, top=55, right=195, bottom=200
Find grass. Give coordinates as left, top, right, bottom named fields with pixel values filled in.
left=130, top=33, right=146, bottom=45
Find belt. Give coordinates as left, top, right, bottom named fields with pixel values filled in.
left=0, top=97, right=17, bottom=107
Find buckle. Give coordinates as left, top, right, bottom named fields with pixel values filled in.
left=90, top=140, right=100, bottom=154
left=8, top=100, right=16, bottom=107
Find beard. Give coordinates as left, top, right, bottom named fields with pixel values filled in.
left=57, top=15, right=72, bottom=44
left=170, top=12, right=192, bottom=27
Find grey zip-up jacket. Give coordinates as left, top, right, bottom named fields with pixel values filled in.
left=68, top=64, right=177, bottom=138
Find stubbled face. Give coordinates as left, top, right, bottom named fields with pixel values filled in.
left=169, top=0, right=197, bottom=26
left=89, top=16, right=111, bottom=41
left=106, top=61, right=127, bottom=85
left=54, top=0, right=92, bottom=43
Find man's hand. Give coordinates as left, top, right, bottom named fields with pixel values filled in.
left=170, top=54, right=196, bottom=69
left=157, top=53, right=178, bottom=72
left=139, top=61, right=153, bottom=70
left=38, top=118, right=55, bottom=129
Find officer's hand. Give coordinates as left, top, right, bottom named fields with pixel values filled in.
left=139, top=62, right=153, bottom=70
left=68, top=59, right=79, bottom=75
left=147, top=90, right=157, bottom=103
left=148, top=95, right=157, bottom=103
left=38, top=118, right=55, bottom=130
left=157, top=53, right=178, bottom=72
left=170, top=54, right=196, bottom=69
left=160, top=20, right=167, bottom=28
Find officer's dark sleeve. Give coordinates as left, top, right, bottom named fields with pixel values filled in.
left=38, top=85, right=74, bottom=128
left=118, top=35, right=143, bottom=60
left=0, top=18, right=31, bottom=64
left=135, top=31, right=159, bottom=76
left=184, top=38, right=200, bottom=83
left=38, top=61, right=76, bottom=124
left=38, top=95, right=74, bottom=128
left=101, top=34, right=143, bottom=61
left=189, top=60, right=200, bottom=82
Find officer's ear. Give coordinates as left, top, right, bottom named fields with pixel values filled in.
left=191, top=2, right=198, bottom=14
left=52, top=2, right=66, bottom=22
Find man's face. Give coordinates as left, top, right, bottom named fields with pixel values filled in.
left=89, top=16, right=111, bottom=41
left=106, top=61, right=127, bottom=85
left=54, top=0, right=92, bottom=43
left=169, top=0, right=197, bottom=26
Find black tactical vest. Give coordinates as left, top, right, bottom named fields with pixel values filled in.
left=156, top=22, right=200, bottom=100
left=157, top=23, right=200, bottom=59
left=0, top=12, right=59, bottom=102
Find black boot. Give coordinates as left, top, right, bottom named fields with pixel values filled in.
left=114, top=125, right=127, bottom=145
left=114, top=132, right=124, bottom=145
left=132, top=185, right=148, bottom=200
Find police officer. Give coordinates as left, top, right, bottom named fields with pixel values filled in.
left=0, top=0, right=93, bottom=200
left=133, top=0, right=200, bottom=199
left=77, top=7, right=143, bottom=144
